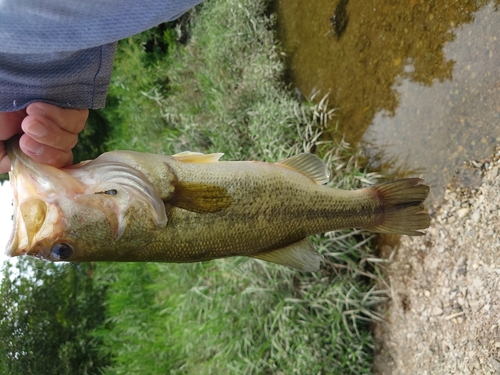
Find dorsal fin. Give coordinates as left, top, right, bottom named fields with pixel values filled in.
left=250, top=238, right=322, bottom=272
left=277, top=153, right=330, bottom=185
left=173, top=151, right=224, bottom=163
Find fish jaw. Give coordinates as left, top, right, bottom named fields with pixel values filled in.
left=6, top=144, right=86, bottom=259
left=6, top=140, right=169, bottom=262
left=6, top=155, right=134, bottom=261
left=8, top=197, right=61, bottom=258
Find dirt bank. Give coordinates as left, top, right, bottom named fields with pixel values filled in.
left=374, top=146, right=500, bottom=374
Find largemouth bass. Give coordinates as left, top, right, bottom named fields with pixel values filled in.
left=5, top=138, right=430, bottom=271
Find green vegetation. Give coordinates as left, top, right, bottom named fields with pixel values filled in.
left=0, top=258, right=110, bottom=374
left=1, top=0, right=386, bottom=373
left=92, top=0, right=384, bottom=374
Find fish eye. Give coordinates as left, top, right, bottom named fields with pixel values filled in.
left=51, top=243, right=74, bottom=261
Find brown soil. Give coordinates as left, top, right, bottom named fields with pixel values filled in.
left=373, top=146, right=500, bottom=374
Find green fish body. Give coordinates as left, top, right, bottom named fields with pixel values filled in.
left=6, top=140, right=430, bottom=271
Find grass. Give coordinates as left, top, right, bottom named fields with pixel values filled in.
left=92, top=0, right=386, bottom=373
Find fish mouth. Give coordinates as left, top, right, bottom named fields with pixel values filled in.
left=5, top=137, right=84, bottom=258
left=7, top=197, right=48, bottom=257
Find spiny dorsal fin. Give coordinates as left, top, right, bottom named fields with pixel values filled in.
left=173, top=151, right=224, bottom=163
left=250, top=238, right=322, bottom=272
left=169, top=182, right=232, bottom=214
left=277, top=153, right=330, bottom=185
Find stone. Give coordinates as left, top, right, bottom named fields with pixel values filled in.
left=457, top=207, right=470, bottom=218
left=431, top=306, right=444, bottom=316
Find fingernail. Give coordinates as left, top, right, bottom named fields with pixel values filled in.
left=24, top=142, right=45, bottom=156
left=26, top=121, right=47, bottom=137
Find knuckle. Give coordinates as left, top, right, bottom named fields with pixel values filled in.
left=68, top=136, right=78, bottom=150
left=74, top=120, right=86, bottom=133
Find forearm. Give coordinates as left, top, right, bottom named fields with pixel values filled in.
left=0, top=0, right=202, bottom=54
left=0, top=44, right=116, bottom=111
left=0, top=0, right=203, bottom=111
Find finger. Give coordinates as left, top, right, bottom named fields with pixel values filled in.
left=0, top=143, right=11, bottom=174
left=26, top=103, right=88, bottom=134
left=21, top=115, right=79, bottom=152
left=0, top=110, right=26, bottom=140
left=19, top=134, right=73, bottom=168
left=0, top=157, right=10, bottom=174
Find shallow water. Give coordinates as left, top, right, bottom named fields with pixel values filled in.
left=275, top=0, right=500, bottom=206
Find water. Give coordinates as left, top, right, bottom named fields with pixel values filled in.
left=275, top=0, right=500, bottom=207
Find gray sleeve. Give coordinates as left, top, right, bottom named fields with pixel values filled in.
left=0, top=0, right=203, bottom=111
left=0, top=44, right=117, bottom=111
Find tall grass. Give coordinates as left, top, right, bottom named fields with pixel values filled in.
left=94, top=0, right=385, bottom=373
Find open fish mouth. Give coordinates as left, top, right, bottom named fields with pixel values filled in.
left=5, top=137, right=84, bottom=258
left=4, top=137, right=167, bottom=261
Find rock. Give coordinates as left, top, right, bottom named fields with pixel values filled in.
left=490, top=166, right=499, bottom=179
left=457, top=207, right=470, bottom=218
left=489, top=358, right=500, bottom=373
left=473, top=277, right=483, bottom=288
left=431, top=306, right=444, bottom=316
left=455, top=256, right=467, bottom=275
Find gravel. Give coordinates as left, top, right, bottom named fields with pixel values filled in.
left=373, top=146, right=500, bottom=374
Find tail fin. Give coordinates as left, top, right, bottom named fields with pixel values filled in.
left=367, top=178, right=430, bottom=236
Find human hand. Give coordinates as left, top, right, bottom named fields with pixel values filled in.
left=0, top=103, right=88, bottom=173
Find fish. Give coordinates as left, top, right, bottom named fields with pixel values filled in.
left=5, top=137, right=430, bottom=272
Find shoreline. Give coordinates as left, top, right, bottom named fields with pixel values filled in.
left=374, top=145, right=500, bottom=374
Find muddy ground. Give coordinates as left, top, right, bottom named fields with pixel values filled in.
left=373, top=146, right=500, bottom=374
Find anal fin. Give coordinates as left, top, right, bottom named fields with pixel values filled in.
left=250, top=238, right=322, bottom=272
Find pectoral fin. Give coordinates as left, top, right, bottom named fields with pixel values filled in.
left=170, top=182, right=232, bottom=214
left=250, top=238, right=322, bottom=272
left=277, top=153, right=330, bottom=185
